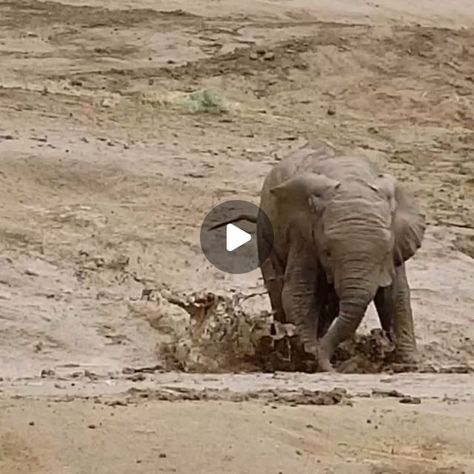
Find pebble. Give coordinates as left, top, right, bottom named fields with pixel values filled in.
left=399, top=396, right=422, bottom=405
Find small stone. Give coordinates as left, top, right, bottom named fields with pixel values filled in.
left=128, top=373, right=146, bottom=382
left=29, top=421, right=35, bottom=426
left=101, top=98, right=114, bottom=108
left=399, top=396, right=421, bottom=405
left=249, top=52, right=259, bottom=60
left=25, top=269, right=40, bottom=276
left=41, top=369, right=55, bottom=378
left=327, top=106, right=336, bottom=116
left=88, top=424, right=97, bottom=429
left=84, top=370, right=98, bottom=379
left=159, top=453, right=167, bottom=458
left=263, top=51, right=275, bottom=61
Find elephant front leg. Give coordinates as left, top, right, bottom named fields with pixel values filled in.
left=260, top=254, right=286, bottom=323
left=281, top=248, right=319, bottom=357
left=375, top=264, right=417, bottom=364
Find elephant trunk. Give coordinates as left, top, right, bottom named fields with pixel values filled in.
left=318, top=262, right=379, bottom=369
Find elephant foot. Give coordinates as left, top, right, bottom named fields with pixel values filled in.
left=317, top=347, right=334, bottom=372
left=387, top=349, right=418, bottom=372
left=394, top=349, right=418, bottom=365
left=303, top=342, right=334, bottom=372
left=318, top=358, right=334, bottom=372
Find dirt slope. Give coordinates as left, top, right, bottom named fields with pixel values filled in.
left=0, top=0, right=473, bottom=473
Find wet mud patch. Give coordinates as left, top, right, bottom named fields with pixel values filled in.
left=129, top=289, right=408, bottom=374
left=255, top=324, right=398, bottom=374
left=121, top=386, right=350, bottom=406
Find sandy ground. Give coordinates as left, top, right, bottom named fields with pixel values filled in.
left=0, top=0, right=473, bottom=472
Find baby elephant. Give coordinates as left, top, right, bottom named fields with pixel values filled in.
left=256, top=147, right=425, bottom=371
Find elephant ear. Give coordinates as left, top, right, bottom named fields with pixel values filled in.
left=371, top=174, right=426, bottom=265
left=270, top=173, right=340, bottom=213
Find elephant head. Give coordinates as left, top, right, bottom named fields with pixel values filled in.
left=270, top=169, right=425, bottom=366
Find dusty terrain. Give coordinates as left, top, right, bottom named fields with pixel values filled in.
left=0, top=0, right=473, bottom=473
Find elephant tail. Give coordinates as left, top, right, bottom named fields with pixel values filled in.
left=208, top=213, right=258, bottom=230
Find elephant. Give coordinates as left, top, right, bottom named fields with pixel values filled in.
left=251, top=146, right=426, bottom=371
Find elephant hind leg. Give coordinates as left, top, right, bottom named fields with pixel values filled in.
left=392, top=264, right=417, bottom=362
left=317, top=284, right=338, bottom=338
left=374, top=264, right=417, bottom=363
left=374, top=285, right=396, bottom=342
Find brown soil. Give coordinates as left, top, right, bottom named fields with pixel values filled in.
left=0, top=0, right=473, bottom=473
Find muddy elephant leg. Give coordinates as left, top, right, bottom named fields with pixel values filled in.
left=257, top=216, right=286, bottom=323
left=260, top=254, right=286, bottom=323
left=281, top=245, right=319, bottom=355
left=374, top=285, right=396, bottom=342
left=375, top=264, right=417, bottom=363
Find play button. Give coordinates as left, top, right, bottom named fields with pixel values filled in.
left=226, top=223, right=251, bottom=252
left=200, top=200, right=274, bottom=274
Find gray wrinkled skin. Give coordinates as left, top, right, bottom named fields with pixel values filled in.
left=256, top=146, right=425, bottom=371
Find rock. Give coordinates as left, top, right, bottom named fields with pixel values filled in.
left=372, top=389, right=405, bottom=398
left=399, top=396, right=421, bottom=405
left=101, top=98, right=114, bottom=108
left=128, top=373, right=146, bottom=382
left=40, top=369, right=56, bottom=378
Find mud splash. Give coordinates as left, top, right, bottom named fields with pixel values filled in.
left=129, top=289, right=406, bottom=374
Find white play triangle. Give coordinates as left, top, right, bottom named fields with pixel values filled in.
left=226, top=223, right=251, bottom=252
